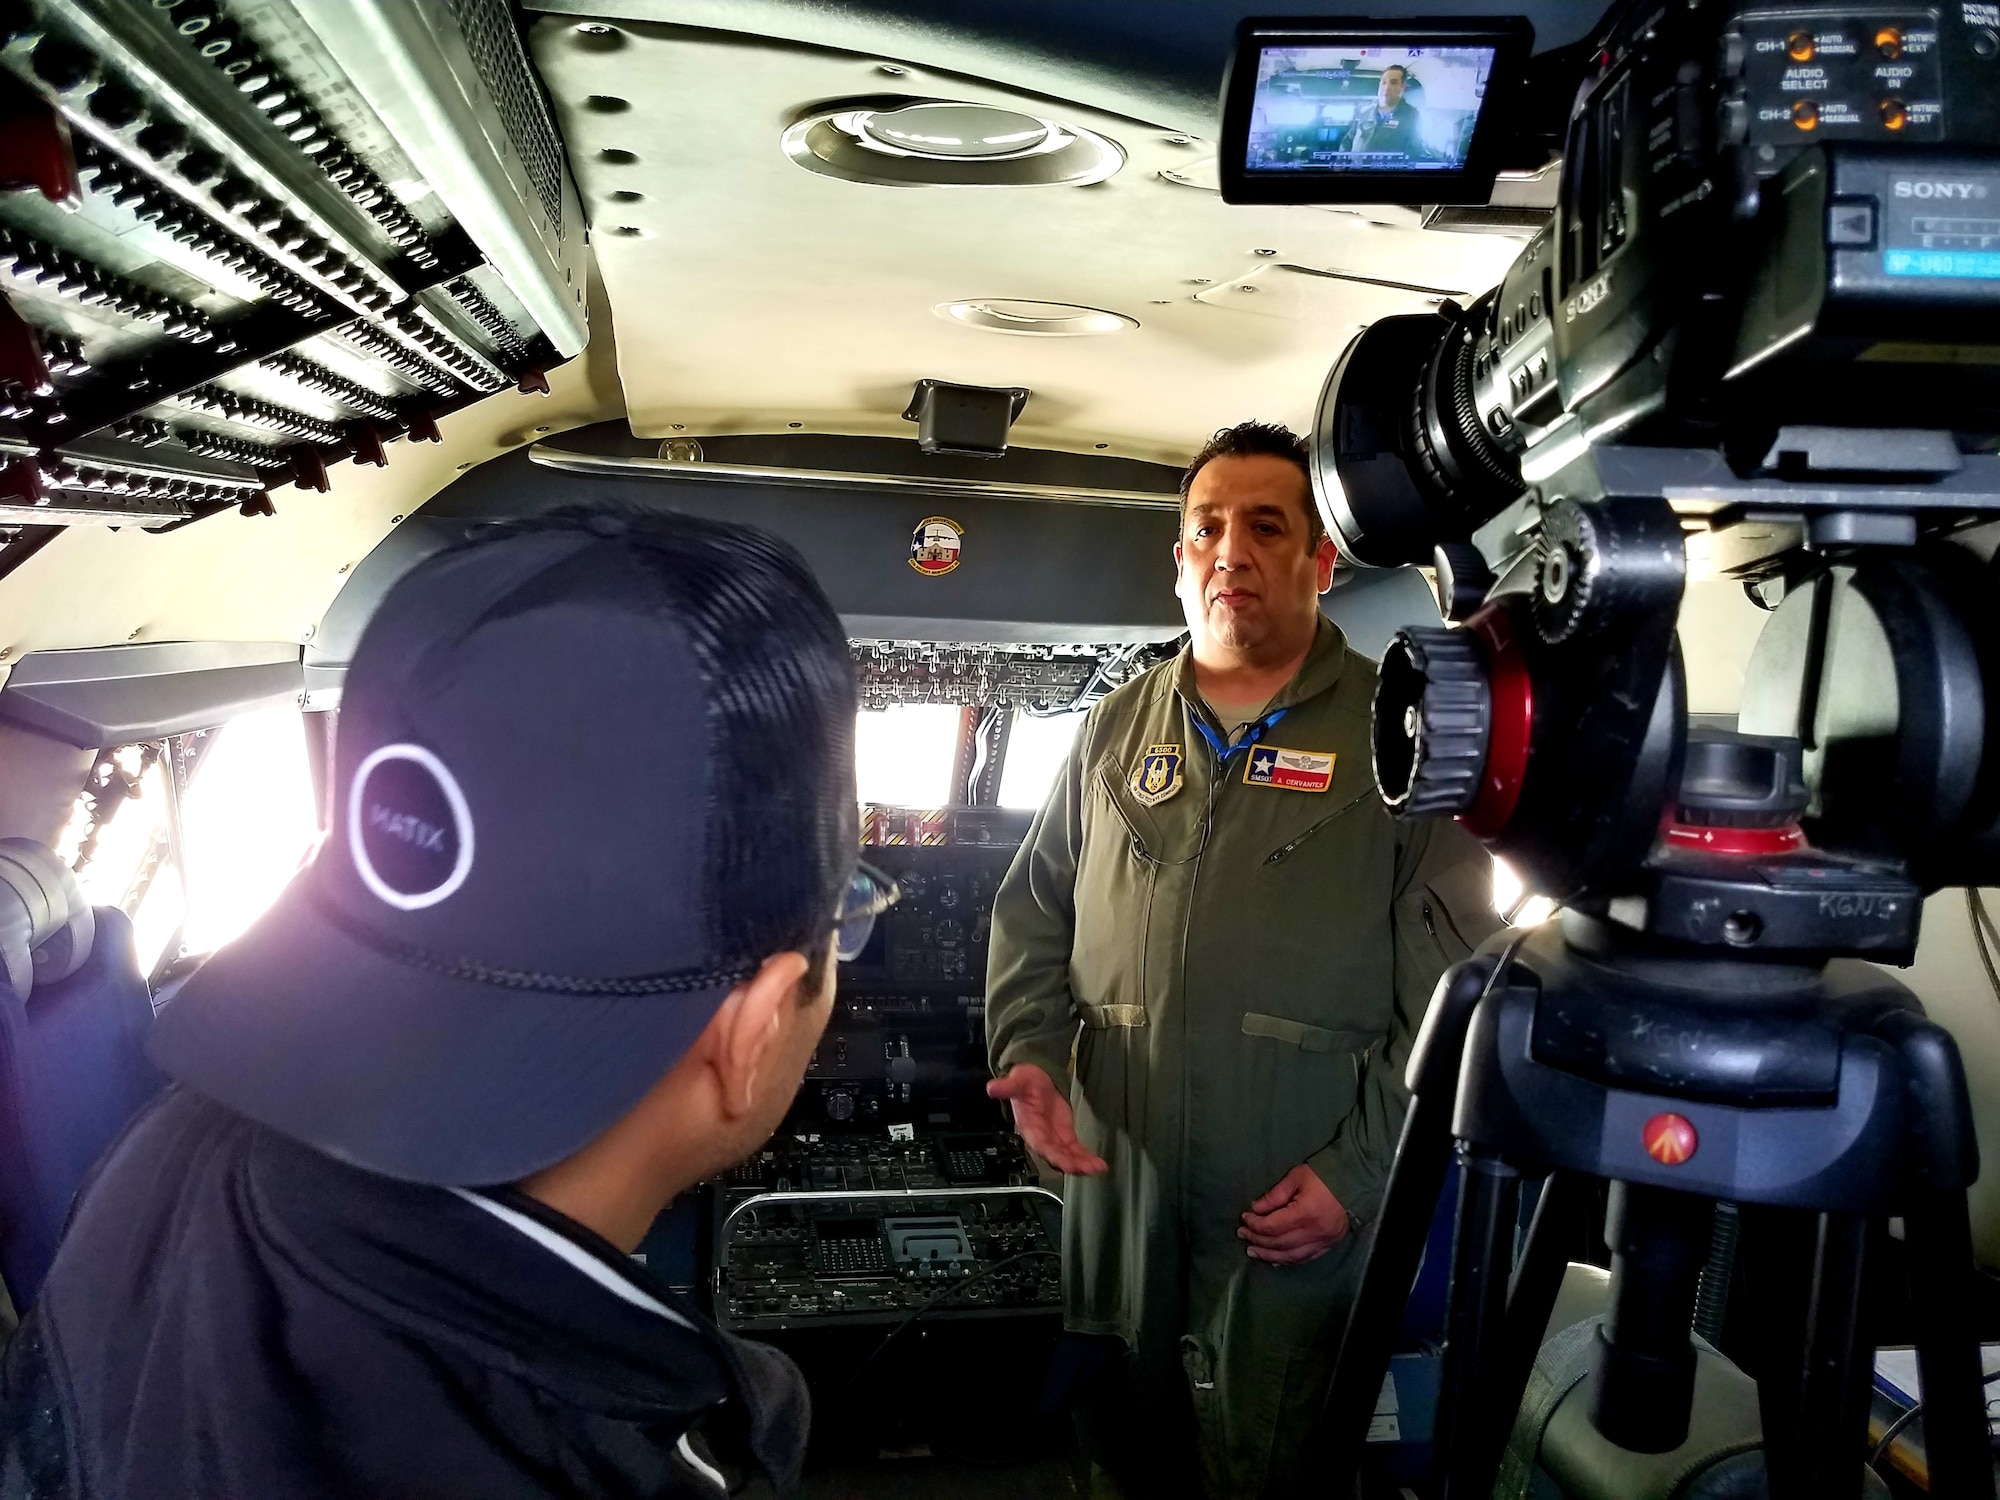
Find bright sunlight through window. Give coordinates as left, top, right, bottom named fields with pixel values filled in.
left=855, top=705, right=962, bottom=807
left=999, top=711, right=1081, bottom=810
left=1492, top=857, right=1556, bottom=927
left=61, top=751, right=169, bottom=914
left=176, top=707, right=320, bottom=958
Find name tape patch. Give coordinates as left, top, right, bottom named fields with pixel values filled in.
left=1245, top=745, right=1335, bottom=792
left=348, top=743, right=476, bottom=911
left=1130, top=743, right=1184, bottom=807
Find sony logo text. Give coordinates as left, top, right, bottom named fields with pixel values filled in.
left=1892, top=180, right=1990, bottom=200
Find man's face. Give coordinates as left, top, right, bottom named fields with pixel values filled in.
left=1380, top=68, right=1406, bottom=108
left=1174, top=454, right=1337, bottom=657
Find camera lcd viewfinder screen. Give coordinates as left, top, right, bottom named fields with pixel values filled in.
left=1244, top=44, right=1498, bottom=177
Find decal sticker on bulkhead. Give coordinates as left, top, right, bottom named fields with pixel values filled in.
left=909, top=516, right=964, bottom=576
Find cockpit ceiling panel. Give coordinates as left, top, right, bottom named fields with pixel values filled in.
left=528, top=17, right=1526, bottom=458
left=525, top=1, right=1607, bottom=143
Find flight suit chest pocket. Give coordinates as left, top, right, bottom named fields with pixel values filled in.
left=1243, top=788, right=1398, bottom=1039
left=1068, top=757, right=1165, bottom=1022
left=1091, top=751, right=1204, bottom=865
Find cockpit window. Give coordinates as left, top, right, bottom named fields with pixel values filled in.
left=998, top=710, right=1083, bottom=810
left=854, top=705, right=962, bottom=808
left=57, top=745, right=175, bottom=967
left=173, top=707, right=320, bottom=962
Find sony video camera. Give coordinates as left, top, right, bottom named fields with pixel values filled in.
left=1222, top=3, right=2000, bottom=955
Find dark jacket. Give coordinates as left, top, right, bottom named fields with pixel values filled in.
left=0, top=1086, right=808, bottom=1499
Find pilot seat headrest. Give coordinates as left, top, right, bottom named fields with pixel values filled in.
left=0, top=839, right=95, bottom=1001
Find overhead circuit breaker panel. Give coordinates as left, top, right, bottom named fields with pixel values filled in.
left=0, top=0, right=586, bottom=529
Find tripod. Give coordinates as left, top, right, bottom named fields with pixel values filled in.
left=1312, top=914, right=1996, bottom=1500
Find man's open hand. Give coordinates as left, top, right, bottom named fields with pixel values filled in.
left=987, top=1065, right=1108, bottom=1177
left=1239, top=1163, right=1349, bottom=1265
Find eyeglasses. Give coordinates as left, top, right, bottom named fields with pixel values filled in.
left=834, top=860, right=900, bottom=962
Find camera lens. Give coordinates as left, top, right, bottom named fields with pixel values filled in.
left=1310, top=308, right=1524, bottom=568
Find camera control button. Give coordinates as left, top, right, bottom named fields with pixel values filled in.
left=1827, top=201, right=1875, bottom=247
left=1717, top=96, right=1750, bottom=144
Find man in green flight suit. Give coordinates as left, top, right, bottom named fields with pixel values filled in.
left=1335, top=63, right=1431, bottom=161
left=985, top=421, right=1500, bottom=1498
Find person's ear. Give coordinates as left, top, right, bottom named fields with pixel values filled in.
left=1314, top=535, right=1338, bottom=595
left=708, top=951, right=811, bottom=1120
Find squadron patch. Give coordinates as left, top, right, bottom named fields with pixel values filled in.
left=1244, top=745, right=1335, bottom=793
left=909, top=516, right=964, bottom=576
left=1130, top=744, right=1184, bottom=807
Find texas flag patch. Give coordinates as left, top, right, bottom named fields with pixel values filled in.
left=1244, top=745, right=1335, bottom=792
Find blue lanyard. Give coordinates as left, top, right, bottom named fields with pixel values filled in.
left=1191, top=705, right=1288, bottom=766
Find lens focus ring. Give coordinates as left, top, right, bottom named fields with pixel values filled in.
left=1373, top=627, right=1492, bottom=816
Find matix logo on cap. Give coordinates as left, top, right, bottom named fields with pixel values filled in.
left=347, top=743, right=475, bottom=911
left=1245, top=745, right=1335, bottom=792
left=1130, top=744, right=1184, bottom=807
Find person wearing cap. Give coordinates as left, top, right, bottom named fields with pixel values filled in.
left=0, top=508, right=894, bottom=1499
left=985, top=421, right=1501, bottom=1499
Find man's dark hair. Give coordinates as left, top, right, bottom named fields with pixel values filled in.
left=1381, top=64, right=1409, bottom=82
left=1179, top=420, right=1325, bottom=551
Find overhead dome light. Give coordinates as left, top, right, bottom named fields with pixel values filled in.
left=784, top=96, right=1123, bottom=187
left=859, top=102, right=1051, bottom=159
left=936, top=299, right=1138, bottom=336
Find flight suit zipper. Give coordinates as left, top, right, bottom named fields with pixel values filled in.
left=1174, top=689, right=1260, bottom=1222
left=1262, top=787, right=1378, bottom=865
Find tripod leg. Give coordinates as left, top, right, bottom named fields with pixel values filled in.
left=1309, top=956, right=1507, bottom=1494
left=1790, top=1213, right=1871, bottom=1500
left=1905, top=1190, right=1997, bottom=1500
left=1444, top=1168, right=1585, bottom=1495
left=1875, top=1011, right=1994, bottom=1500
left=1589, top=1182, right=1713, bottom=1454
left=1741, top=1204, right=1815, bottom=1494
left=1436, top=1148, right=1522, bottom=1500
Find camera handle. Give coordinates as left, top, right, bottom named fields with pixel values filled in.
left=1309, top=934, right=1996, bottom=1500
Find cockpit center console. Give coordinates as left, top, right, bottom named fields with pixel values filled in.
left=640, top=806, right=1065, bottom=1345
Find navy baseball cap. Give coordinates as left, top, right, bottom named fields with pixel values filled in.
left=149, top=506, right=859, bottom=1185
